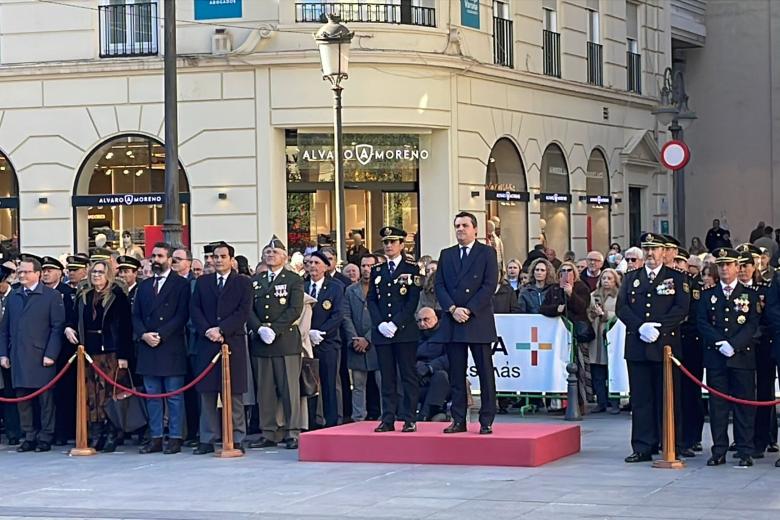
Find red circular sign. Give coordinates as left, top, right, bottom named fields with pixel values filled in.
left=660, top=140, right=690, bottom=170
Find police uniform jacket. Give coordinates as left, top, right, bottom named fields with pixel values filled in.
left=366, top=258, right=421, bottom=345
left=306, top=277, right=344, bottom=352
left=0, top=284, right=65, bottom=389
left=697, top=282, right=759, bottom=370
left=616, top=265, right=690, bottom=362
left=680, top=274, right=703, bottom=339
left=54, top=282, right=77, bottom=331
left=132, top=273, right=191, bottom=377
left=247, top=269, right=304, bottom=358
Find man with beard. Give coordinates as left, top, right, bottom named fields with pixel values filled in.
left=132, top=243, right=191, bottom=454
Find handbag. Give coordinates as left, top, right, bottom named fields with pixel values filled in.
left=574, top=320, right=596, bottom=343
left=104, top=367, right=148, bottom=433
left=300, top=354, right=320, bottom=397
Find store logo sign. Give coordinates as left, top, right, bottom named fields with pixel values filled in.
left=301, top=143, right=430, bottom=165
left=587, top=195, right=612, bottom=205
left=95, top=194, right=164, bottom=206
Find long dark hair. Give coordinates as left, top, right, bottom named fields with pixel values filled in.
left=235, top=255, right=251, bottom=276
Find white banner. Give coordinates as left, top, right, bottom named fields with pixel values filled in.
left=468, top=314, right=572, bottom=393
left=606, top=319, right=630, bottom=394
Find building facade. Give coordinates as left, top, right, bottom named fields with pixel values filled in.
left=0, top=0, right=672, bottom=263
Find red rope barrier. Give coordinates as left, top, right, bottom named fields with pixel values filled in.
left=0, top=356, right=75, bottom=403
left=88, top=352, right=221, bottom=399
left=672, top=355, right=780, bottom=407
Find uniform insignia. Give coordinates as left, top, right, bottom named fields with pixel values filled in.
left=719, top=249, right=728, bottom=258
left=646, top=233, right=654, bottom=241
left=414, top=275, right=422, bottom=287
left=279, top=298, right=287, bottom=305
left=633, top=279, right=640, bottom=288
left=656, top=279, right=675, bottom=295
left=737, top=315, right=746, bottom=325
left=383, top=227, right=392, bottom=237
left=374, top=276, right=381, bottom=285
left=400, top=286, right=408, bottom=296
left=274, top=284, right=288, bottom=298
left=692, top=289, right=700, bottom=300
left=711, top=295, right=718, bottom=304
left=322, top=299, right=332, bottom=310
left=683, top=282, right=690, bottom=293
left=734, top=294, right=750, bottom=313
left=252, top=280, right=259, bottom=289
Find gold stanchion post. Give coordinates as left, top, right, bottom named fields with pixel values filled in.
left=216, top=344, right=242, bottom=458
left=653, top=345, right=685, bottom=469
left=70, top=345, right=95, bottom=457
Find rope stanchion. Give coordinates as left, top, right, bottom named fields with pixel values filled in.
left=70, top=345, right=95, bottom=457
left=672, top=355, right=780, bottom=407
left=217, top=344, right=242, bottom=458
left=652, top=346, right=684, bottom=469
left=88, top=351, right=221, bottom=399
left=0, top=353, right=75, bottom=404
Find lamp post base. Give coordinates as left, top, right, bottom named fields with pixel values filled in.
left=69, top=447, right=97, bottom=457
left=652, top=459, right=685, bottom=469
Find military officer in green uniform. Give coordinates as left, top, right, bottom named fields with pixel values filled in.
left=248, top=236, right=304, bottom=450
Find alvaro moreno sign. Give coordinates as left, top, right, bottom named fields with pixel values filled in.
left=301, top=143, right=430, bottom=166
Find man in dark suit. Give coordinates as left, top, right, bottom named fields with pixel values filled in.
left=368, top=226, right=421, bottom=432
left=190, top=241, right=252, bottom=454
left=0, top=264, right=20, bottom=445
left=305, top=251, right=344, bottom=428
left=248, top=236, right=304, bottom=450
left=698, top=248, right=760, bottom=467
left=616, top=232, right=690, bottom=463
left=40, top=256, right=77, bottom=446
left=0, top=255, right=65, bottom=452
left=347, top=231, right=369, bottom=267
left=434, top=211, right=498, bottom=435
left=132, top=242, right=191, bottom=454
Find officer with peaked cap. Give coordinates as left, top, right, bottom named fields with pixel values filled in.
left=663, top=235, right=681, bottom=268
left=698, top=247, right=760, bottom=466
left=66, top=254, right=89, bottom=290
left=617, top=232, right=690, bottom=463
left=116, top=255, right=141, bottom=307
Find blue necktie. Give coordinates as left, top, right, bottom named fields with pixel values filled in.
left=310, top=283, right=317, bottom=299
left=460, top=246, right=468, bottom=262
left=388, top=261, right=395, bottom=276
left=217, top=276, right=225, bottom=292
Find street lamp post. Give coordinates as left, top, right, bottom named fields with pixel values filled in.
left=162, top=0, right=182, bottom=247
left=652, top=67, right=696, bottom=242
left=315, top=15, right=354, bottom=264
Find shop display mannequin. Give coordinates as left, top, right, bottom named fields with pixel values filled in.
left=118, top=231, right=144, bottom=260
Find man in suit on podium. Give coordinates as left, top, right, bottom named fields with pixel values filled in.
left=434, top=211, right=498, bottom=434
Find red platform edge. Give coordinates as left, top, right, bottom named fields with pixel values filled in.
left=299, top=422, right=581, bottom=467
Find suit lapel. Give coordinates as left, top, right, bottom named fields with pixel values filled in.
left=149, top=274, right=173, bottom=312
left=455, top=243, right=479, bottom=283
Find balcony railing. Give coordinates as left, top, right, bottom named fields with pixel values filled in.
left=627, top=51, right=642, bottom=93
left=493, top=17, right=513, bottom=68
left=587, top=41, right=603, bottom=86
left=543, top=30, right=561, bottom=78
left=99, top=2, right=158, bottom=58
left=295, top=3, right=436, bottom=27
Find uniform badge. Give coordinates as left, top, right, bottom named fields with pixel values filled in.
left=633, top=279, right=640, bottom=288
left=737, top=315, right=746, bottom=325
left=711, top=295, right=718, bottom=304
left=414, top=275, right=422, bottom=287
left=683, top=282, right=690, bottom=294
left=656, top=279, right=675, bottom=295
left=322, top=300, right=332, bottom=310
left=279, top=298, right=287, bottom=305
left=374, top=276, right=382, bottom=285
left=400, top=286, right=408, bottom=296
left=692, top=289, right=700, bottom=300
left=252, top=280, right=259, bottom=289
left=274, top=284, right=288, bottom=298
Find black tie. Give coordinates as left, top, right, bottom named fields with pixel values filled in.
left=217, top=276, right=225, bottom=292
left=648, top=271, right=656, bottom=282
left=388, top=261, right=395, bottom=277
left=153, top=276, right=160, bottom=295
left=310, top=283, right=317, bottom=299
left=268, top=271, right=275, bottom=283
left=23, top=288, right=30, bottom=299
left=461, top=246, right=468, bottom=262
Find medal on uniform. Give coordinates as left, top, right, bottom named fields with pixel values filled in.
left=323, top=300, right=332, bottom=310
left=400, top=286, right=408, bottom=295
left=414, top=275, right=422, bottom=287
left=279, top=298, right=286, bottom=305
left=374, top=276, right=381, bottom=285
left=711, top=295, right=718, bottom=304
left=633, top=279, right=640, bottom=288
left=693, top=289, right=700, bottom=300
left=737, top=315, right=746, bottom=325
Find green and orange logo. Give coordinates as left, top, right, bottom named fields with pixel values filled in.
left=516, top=327, right=552, bottom=366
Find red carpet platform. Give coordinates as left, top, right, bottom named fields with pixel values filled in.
left=299, top=422, right=580, bottom=467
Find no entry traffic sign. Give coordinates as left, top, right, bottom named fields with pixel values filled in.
left=660, top=140, right=690, bottom=170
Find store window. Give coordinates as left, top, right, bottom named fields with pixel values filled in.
left=539, top=143, right=571, bottom=255
left=485, top=138, right=528, bottom=270
left=72, top=134, right=189, bottom=256
left=0, top=152, right=19, bottom=258
left=286, top=130, right=421, bottom=256
left=585, top=149, right=610, bottom=253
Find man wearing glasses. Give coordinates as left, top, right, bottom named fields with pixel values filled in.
left=0, top=255, right=66, bottom=452
left=171, top=248, right=195, bottom=281
left=580, top=251, right=604, bottom=292
left=623, top=247, right=644, bottom=271
left=617, top=233, right=689, bottom=463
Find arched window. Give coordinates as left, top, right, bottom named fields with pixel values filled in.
left=586, top=149, right=610, bottom=253
left=539, top=144, right=571, bottom=255
left=485, top=138, right=528, bottom=270
left=0, top=151, right=19, bottom=257
left=72, top=135, right=189, bottom=255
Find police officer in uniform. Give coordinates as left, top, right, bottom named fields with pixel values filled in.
left=735, top=244, right=777, bottom=458
left=367, top=226, right=421, bottom=433
left=663, top=235, right=681, bottom=267
left=66, top=254, right=89, bottom=291
left=116, top=256, right=141, bottom=308
left=698, top=247, right=760, bottom=466
left=617, top=233, right=690, bottom=463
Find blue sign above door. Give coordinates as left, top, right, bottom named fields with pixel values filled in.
left=194, top=0, right=242, bottom=20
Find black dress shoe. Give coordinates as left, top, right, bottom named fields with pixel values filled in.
left=16, top=440, right=35, bottom=452
left=692, top=442, right=703, bottom=452
left=193, top=443, right=215, bottom=455
left=678, top=448, right=695, bottom=458
left=7, top=437, right=19, bottom=446
left=53, top=438, right=67, bottom=447
left=479, top=425, right=493, bottom=435
left=443, top=422, right=467, bottom=434
left=728, top=442, right=737, bottom=452
left=236, top=442, right=245, bottom=454
left=752, top=451, right=765, bottom=459
left=90, top=435, right=106, bottom=452
left=164, top=438, right=182, bottom=455
left=102, top=437, right=117, bottom=453
left=184, top=438, right=199, bottom=448
left=774, top=458, right=780, bottom=467
left=139, top=438, right=163, bottom=454
left=374, top=422, right=395, bottom=433
left=768, top=443, right=779, bottom=453
left=624, top=452, right=652, bottom=463
left=249, top=438, right=276, bottom=449
left=707, top=455, right=726, bottom=466
left=282, top=438, right=299, bottom=450
left=34, top=441, right=51, bottom=452
left=738, top=456, right=754, bottom=467
left=401, top=421, right=416, bottom=433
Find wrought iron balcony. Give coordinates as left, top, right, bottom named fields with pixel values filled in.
left=627, top=51, right=642, bottom=93
left=587, top=41, right=603, bottom=86
left=543, top=29, right=561, bottom=78
left=493, top=17, right=513, bottom=68
left=99, top=2, right=158, bottom=58
left=295, top=3, right=436, bottom=28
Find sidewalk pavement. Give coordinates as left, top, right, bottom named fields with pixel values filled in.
left=1, top=412, right=780, bottom=520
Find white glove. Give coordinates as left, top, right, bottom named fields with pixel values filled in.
left=258, top=326, right=276, bottom=345
left=378, top=321, right=396, bottom=338
left=638, top=322, right=661, bottom=343
left=309, top=329, right=326, bottom=346
left=716, top=340, right=735, bottom=357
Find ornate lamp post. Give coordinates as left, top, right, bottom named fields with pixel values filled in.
left=315, top=15, right=354, bottom=263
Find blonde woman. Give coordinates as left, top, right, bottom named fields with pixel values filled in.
left=587, top=268, right=622, bottom=414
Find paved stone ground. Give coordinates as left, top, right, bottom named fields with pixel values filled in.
left=2, top=412, right=780, bottom=520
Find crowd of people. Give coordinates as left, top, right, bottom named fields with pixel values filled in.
left=2, top=215, right=780, bottom=468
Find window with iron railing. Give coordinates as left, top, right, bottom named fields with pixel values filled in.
left=295, top=2, right=436, bottom=27
left=493, top=1, right=513, bottom=68
left=543, top=29, right=561, bottom=78
left=99, top=1, right=158, bottom=58
left=627, top=51, right=641, bottom=93
left=587, top=41, right=602, bottom=86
